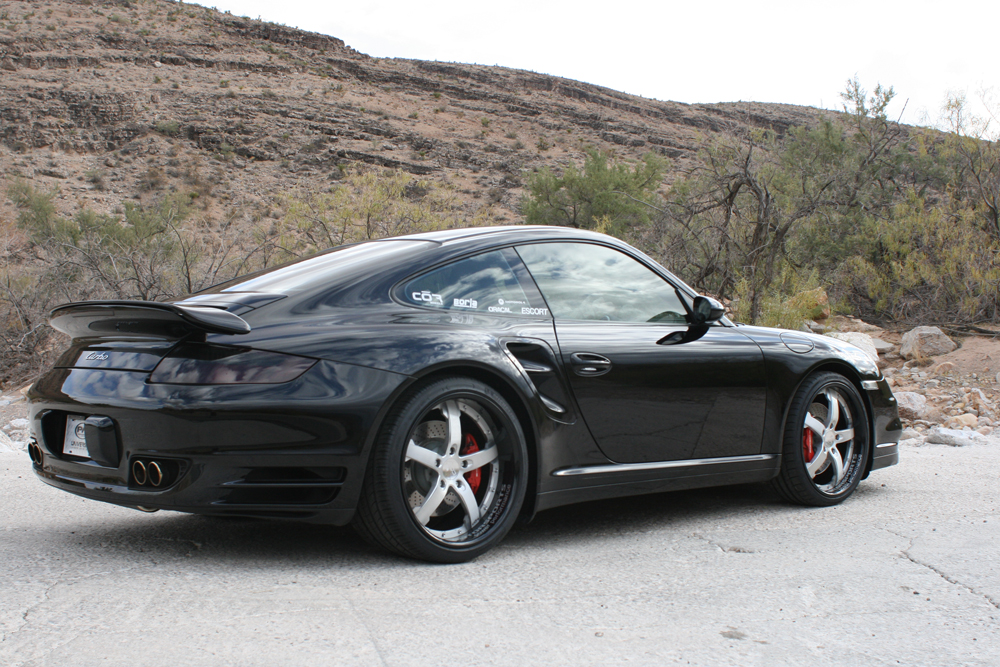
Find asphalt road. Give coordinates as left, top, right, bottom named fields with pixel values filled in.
left=1, top=442, right=998, bottom=667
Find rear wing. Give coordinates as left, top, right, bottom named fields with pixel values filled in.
left=49, top=301, right=251, bottom=339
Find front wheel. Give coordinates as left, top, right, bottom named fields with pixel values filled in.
left=772, top=372, right=870, bottom=506
left=353, top=377, right=527, bottom=563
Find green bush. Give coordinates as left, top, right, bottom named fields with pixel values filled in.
left=154, top=120, right=180, bottom=136
left=522, top=149, right=666, bottom=235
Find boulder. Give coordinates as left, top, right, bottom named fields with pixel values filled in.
left=933, top=361, right=956, bottom=375
left=968, top=389, right=995, bottom=419
left=827, top=315, right=884, bottom=334
left=925, top=427, right=990, bottom=447
left=826, top=332, right=879, bottom=363
left=900, top=428, right=922, bottom=440
left=870, top=338, right=895, bottom=353
left=944, top=414, right=978, bottom=429
left=0, top=430, right=19, bottom=453
left=806, top=320, right=826, bottom=334
left=900, top=326, right=956, bottom=360
left=895, top=392, right=929, bottom=420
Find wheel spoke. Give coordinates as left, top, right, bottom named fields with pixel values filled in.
left=828, top=447, right=845, bottom=485
left=461, top=444, right=498, bottom=471
left=804, top=413, right=826, bottom=438
left=405, top=440, right=440, bottom=471
left=824, top=391, right=840, bottom=429
left=443, top=400, right=463, bottom=454
left=413, top=477, right=448, bottom=525
left=454, top=480, right=482, bottom=526
left=834, top=428, right=854, bottom=444
left=805, top=448, right=828, bottom=478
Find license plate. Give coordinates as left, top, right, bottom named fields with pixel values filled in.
left=63, top=416, right=91, bottom=459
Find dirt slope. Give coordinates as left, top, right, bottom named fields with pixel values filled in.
left=0, top=0, right=842, bottom=229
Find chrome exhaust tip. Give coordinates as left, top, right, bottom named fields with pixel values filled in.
left=136, top=506, right=159, bottom=513
left=28, top=443, right=42, bottom=465
left=147, top=461, right=164, bottom=487
left=132, top=460, right=148, bottom=486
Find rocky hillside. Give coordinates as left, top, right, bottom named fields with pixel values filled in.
left=0, top=0, right=841, bottom=229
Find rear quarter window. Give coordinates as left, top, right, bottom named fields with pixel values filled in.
left=400, top=249, right=549, bottom=317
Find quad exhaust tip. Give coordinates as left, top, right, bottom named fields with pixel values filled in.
left=131, top=459, right=170, bottom=488
left=132, top=460, right=147, bottom=486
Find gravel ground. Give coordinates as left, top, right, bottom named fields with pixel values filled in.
left=1, top=439, right=997, bottom=666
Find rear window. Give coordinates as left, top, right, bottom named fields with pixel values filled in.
left=197, top=241, right=428, bottom=296
left=401, top=250, right=549, bottom=317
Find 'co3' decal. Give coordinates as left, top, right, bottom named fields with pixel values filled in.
left=412, top=291, right=443, bottom=306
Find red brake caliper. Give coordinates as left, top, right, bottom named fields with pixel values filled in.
left=803, top=427, right=815, bottom=463
left=461, top=433, right=482, bottom=494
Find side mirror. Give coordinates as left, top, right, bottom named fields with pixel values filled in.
left=658, top=296, right=725, bottom=346
left=691, top=296, right=725, bottom=326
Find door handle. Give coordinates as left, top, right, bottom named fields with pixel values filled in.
left=570, top=352, right=612, bottom=376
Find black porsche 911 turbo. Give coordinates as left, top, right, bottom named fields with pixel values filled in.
left=27, top=226, right=900, bottom=562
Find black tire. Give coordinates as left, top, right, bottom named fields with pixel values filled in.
left=353, top=377, right=528, bottom=563
left=772, top=372, right=870, bottom=506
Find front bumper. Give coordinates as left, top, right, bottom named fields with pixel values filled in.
left=27, top=360, right=408, bottom=524
left=862, top=377, right=901, bottom=473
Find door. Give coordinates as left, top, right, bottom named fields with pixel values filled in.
left=516, top=242, right=767, bottom=463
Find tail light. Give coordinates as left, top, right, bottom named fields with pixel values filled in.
left=149, top=343, right=316, bottom=385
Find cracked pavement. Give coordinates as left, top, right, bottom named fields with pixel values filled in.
left=1, top=441, right=997, bottom=666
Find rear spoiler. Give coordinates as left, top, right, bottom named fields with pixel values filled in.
left=49, top=300, right=251, bottom=339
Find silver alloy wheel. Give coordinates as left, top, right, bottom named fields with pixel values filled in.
left=403, top=398, right=501, bottom=542
left=802, top=388, right=856, bottom=494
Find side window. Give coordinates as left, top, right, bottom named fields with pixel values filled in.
left=401, top=250, right=550, bottom=317
left=516, top=243, right=688, bottom=323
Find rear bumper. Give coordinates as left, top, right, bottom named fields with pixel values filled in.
left=31, top=452, right=359, bottom=524
left=27, top=360, right=408, bottom=524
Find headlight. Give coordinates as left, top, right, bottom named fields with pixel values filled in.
left=149, top=343, right=317, bottom=385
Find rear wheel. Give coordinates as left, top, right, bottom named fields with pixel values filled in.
left=354, top=377, right=527, bottom=563
left=773, top=372, right=870, bottom=506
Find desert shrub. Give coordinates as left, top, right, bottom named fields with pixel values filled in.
left=839, top=192, right=1000, bottom=322
left=154, top=120, right=180, bottom=136
left=84, top=169, right=105, bottom=190
left=522, top=149, right=666, bottom=235
left=2, top=184, right=283, bottom=383
left=139, top=166, right=166, bottom=191
left=280, top=168, right=497, bottom=253
left=728, top=270, right=823, bottom=330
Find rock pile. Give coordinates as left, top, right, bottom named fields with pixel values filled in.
left=0, top=393, right=29, bottom=453
left=850, top=324, right=1000, bottom=447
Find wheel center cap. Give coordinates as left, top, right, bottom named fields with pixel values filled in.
left=441, top=457, right=462, bottom=478
left=823, top=431, right=836, bottom=449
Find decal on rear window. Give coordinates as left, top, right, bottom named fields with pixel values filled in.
left=401, top=250, right=549, bottom=317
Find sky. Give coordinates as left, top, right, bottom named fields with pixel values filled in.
left=192, top=0, right=998, bottom=130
